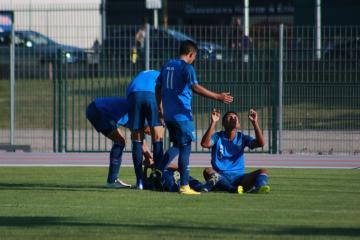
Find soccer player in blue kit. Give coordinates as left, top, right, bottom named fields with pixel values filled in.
left=156, top=40, right=233, bottom=195
left=86, top=97, right=152, bottom=188
left=127, top=70, right=164, bottom=190
left=201, top=108, right=270, bottom=194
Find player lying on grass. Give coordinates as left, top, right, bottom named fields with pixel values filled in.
left=200, top=108, right=270, bottom=194
left=86, top=97, right=153, bottom=189
left=143, top=147, right=206, bottom=192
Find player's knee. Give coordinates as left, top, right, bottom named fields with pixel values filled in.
left=203, top=167, right=215, bottom=180
left=151, top=126, right=164, bottom=141
left=258, top=168, right=268, bottom=175
left=131, top=130, right=143, bottom=141
left=114, top=138, right=125, bottom=146
left=107, top=129, right=126, bottom=146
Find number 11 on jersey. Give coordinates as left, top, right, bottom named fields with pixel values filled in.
left=166, top=67, right=174, bottom=89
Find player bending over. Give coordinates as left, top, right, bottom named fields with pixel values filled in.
left=86, top=97, right=153, bottom=188
left=201, top=108, right=270, bottom=194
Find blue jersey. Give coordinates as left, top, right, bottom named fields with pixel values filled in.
left=210, top=131, right=255, bottom=176
left=126, top=70, right=160, bottom=97
left=156, top=59, right=198, bottom=121
left=94, top=97, right=129, bottom=126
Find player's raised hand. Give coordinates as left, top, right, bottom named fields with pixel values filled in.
left=219, top=92, right=233, bottom=104
left=211, top=108, right=221, bottom=123
left=248, top=108, right=258, bottom=123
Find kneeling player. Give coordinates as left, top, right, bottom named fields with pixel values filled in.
left=200, top=108, right=270, bottom=194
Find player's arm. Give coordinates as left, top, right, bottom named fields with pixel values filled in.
left=192, top=84, right=233, bottom=104
left=248, top=109, right=265, bottom=148
left=201, top=108, right=221, bottom=149
left=142, top=140, right=154, bottom=167
left=155, top=84, right=162, bottom=112
left=155, top=83, right=164, bottom=125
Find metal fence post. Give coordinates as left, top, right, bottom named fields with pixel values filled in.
left=271, top=46, right=278, bottom=154
left=64, top=59, right=68, bottom=152
left=10, top=24, right=15, bottom=146
left=57, top=49, right=63, bottom=152
left=145, top=23, right=150, bottom=70
left=52, top=58, right=57, bottom=152
left=278, top=24, right=284, bottom=154
left=315, top=0, right=322, bottom=60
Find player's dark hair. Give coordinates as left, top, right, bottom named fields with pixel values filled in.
left=222, top=111, right=239, bottom=126
left=179, top=40, right=198, bottom=55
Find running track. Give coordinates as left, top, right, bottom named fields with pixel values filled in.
left=0, top=152, right=359, bottom=169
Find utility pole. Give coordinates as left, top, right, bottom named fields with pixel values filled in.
left=146, top=0, right=162, bottom=29
left=315, top=0, right=322, bottom=60
left=244, top=0, right=249, bottom=37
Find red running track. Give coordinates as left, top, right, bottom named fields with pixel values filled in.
left=0, top=152, right=359, bottom=169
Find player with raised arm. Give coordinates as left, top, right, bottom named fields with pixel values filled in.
left=201, top=108, right=270, bottom=194
left=155, top=40, right=233, bottom=195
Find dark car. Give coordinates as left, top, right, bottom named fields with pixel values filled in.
left=323, top=37, right=360, bottom=63
left=104, top=26, right=228, bottom=69
left=148, top=27, right=226, bottom=62
left=0, top=30, right=91, bottom=78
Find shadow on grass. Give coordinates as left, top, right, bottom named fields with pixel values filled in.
left=0, top=182, right=115, bottom=192
left=273, top=226, right=360, bottom=237
left=0, top=217, right=359, bottom=237
left=0, top=216, right=241, bottom=235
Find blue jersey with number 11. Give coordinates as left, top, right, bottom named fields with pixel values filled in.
left=156, top=59, right=198, bottom=122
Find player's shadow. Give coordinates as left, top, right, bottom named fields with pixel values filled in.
left=0, top=217, right=359, bottom=237
left=275, top=226, right=360, bottom=236
left=0, top=216, right=241, bottom=234
left=0, top=182, right=115, bottom=192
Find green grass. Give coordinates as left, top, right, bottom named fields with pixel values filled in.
left=0, top=167, right=359, bottom=240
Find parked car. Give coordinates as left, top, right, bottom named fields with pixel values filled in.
left=0, top=30, right=94, bottom=78
left=323, top=37, right=360, bottom=63
left=149, top=27, right=228, bottom=62
left=104, top=26, right=230, bottom=69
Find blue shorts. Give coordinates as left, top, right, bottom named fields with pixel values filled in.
left=220, top=171, right=244, bottom=185
left=166, top=121, right=195, bottom=146
left=127, top=92, right=160, bottom=130
left=86, top=101, right=117, bottom=136
left=161, top=169, right=179, bottom=192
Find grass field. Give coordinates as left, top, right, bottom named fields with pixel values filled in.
left=0, top=167, right=359, bottom=240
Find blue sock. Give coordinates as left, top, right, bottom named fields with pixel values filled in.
left=132, top=141, right=143, bottom=186
left=153, top=141, right=164, bottom=171
left=162, top=147, right=179, bottom=169
left=255, top=173, right=269, bottom=187
left=161, top=169, right=178, bottom=192
left=107, top=143, right=124, bottom=183
left=178, top=143, right=191, bottom=186
left=189, top=176, right=204, bottom=192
